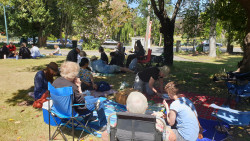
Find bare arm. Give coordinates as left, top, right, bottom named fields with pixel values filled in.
left=163, top=100, right=176, bottom=126
left=149, top=77, right=158, bottom=94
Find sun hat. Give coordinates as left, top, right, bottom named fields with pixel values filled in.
left=90, top=55, right=98, bottom=61
left=47, top=62, right=59, bottom=73
left=159, top=66, right=170, bottom=78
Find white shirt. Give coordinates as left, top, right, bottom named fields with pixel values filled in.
left=30, top=46, right=41, bottom=57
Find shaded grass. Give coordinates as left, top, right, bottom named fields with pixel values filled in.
left=0, top=54, right=249, bottom=140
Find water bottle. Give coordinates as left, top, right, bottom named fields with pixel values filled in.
left=16, top=55, right=19, bottom=60
left=3, top=54, right=6, bottom=59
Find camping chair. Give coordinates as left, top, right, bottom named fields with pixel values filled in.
left=107, top=112, right=167, bottom=141
left=137, top=49, right=152, bottom=67
left=210, top=104, right=250, bottom=140
left=47, top=82, right=95, bottom=141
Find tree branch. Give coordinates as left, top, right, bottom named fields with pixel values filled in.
left=151, top=0, right=162, bottom=19
left=171, top=0, right=182, bottom=21
left=158, top=0, right=164, bottom=13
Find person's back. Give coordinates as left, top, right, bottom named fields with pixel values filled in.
left=66, top=47, right=81, bottom=62
left=19, top=46, right=31, bottom=59
left=31, top=45, right=41, bottom=58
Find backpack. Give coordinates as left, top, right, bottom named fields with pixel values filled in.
left=21, top=47, right=31, bottom=58
left=97, top=81, right=111, bottom=92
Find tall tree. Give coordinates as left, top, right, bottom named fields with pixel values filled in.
left=208, top=0, right=217, bottom=57
left=235, top=0, right=250, bottom=72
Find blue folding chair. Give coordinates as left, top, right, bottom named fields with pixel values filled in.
left=210, top=104, right=250, bottom=140
left=47, top=82, right=95, bottom=141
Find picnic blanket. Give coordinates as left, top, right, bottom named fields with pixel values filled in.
left=90, top=89, right=117, bottom=97
left=88, top=99, right=228, bottom=140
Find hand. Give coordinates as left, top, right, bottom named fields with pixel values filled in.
left=163, top=100, right=169, bottom=110
left=151, top=112, right=164, bottom=118
left=74, top=78, right=81, bottom=87
left=93, top=84, right=98, bottom=90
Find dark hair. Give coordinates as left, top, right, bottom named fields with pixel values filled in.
left=79, top=58, right=89, bottom=67
left=99, top=46, right=104, bottom=52
left=110, top=52, right=116, bottom=57
left=136, top=40, right=144, bottom=52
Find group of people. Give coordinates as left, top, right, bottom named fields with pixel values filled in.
left=29, top=40, right=200, bottom=140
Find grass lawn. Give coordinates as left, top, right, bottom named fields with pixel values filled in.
left=0, top=54, right=249, bottom=140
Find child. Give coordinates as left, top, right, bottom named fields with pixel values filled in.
left=99, top=46, right=108, bottom=64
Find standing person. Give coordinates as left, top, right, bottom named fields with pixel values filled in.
left=52, top=61, right=107, bottom=129
left=32, top=62, right=59, bottom=100
left=153, top=82, right=199, bottom=141
left=79, top=58, right=98, bottom=91
left=19, top=43, right=31, bottom=59
left=0, top=43, right=9, bottom=58
left=126, top=40, right=145, bottom=67
left=66, top=46, right=81, bottom=62
left=7, top=42, right=16, bottom=57
left=133, top=66, right=170, bottom=96
left=30, top=44, right=41, bottom=58
left=50, top=45, right=61, bottom=56
left=99, top=46, right=108, bottom=64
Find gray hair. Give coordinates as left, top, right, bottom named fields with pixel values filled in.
left=60, top=61, right=79, bottom=81
left=126, top=92, right=148, bottom=114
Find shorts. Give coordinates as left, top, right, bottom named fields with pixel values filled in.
left=133, top=73, right=154, bottom=95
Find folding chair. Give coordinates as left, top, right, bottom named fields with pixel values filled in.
left=210, top=104, right=250, bottom=140
left=47, top=82, right=94, bottom=141
left=107, top=112, right=167, bottom=141
left=137, top=49, right=152, bottom=68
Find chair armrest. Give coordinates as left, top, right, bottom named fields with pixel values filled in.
left=72, top=103, right=85, bottom=106
left=209, top=104, right=240, bottom=114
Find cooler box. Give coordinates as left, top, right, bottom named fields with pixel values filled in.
left=42, top=101, right=61, bottom=126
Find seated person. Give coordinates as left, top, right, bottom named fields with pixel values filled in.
left=101, top=91, right=176, bottom=141
left=0, top=43, right=9, bottom=59
left=30, top=44, right=41, bottom=58
left=32, top=62, right=59, bottom=100
left=126, top=40, right=145, bottom=67
left=153, top=82, right=199, bottom=141
left=134, top=66, right=170, bottom=96
left=7, top=42, right=17, bottom=57
left=50, top=45, right=61, bottom=56
left=90, top=56, right=134, bottom=74
left=109, top=42, right=125, bottom=67
left=99, top=46, right=108, bottom=64
left=19, top=43, right=31, bottom=59
left=66, top=46, right=81, bottom=62
left=52, top=61, right=107, bottom=129
left=79, top=58, right=98, bottom=91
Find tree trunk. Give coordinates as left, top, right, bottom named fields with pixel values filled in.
left=226, top=35, right=233, bottom=54
left=209, top=0, right=217, bottom=57
left=235, top=0, right=250, bottom=72
left=161, top=20, right=174, bottom=65
left=38, top=27, right=47, bottom=47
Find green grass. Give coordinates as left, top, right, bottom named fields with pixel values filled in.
left=0, top=54, right=249, bottom=140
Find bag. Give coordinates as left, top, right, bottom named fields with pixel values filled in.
left=115, top=88, right=135, bottom=105
left=33, top=91, right=49, bottom=108
left=97, top=81, right=111, bottom=92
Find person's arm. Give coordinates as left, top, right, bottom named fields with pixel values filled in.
left=34, top=72, right=47, bottom=100
left=163, top=100, right=176, bottom=126
left=90, top=74, right=98, bottom=90
left=159, top=77, right=164, bottom=93
left=74, top=77, right=82, bottom=94
left=149, top=77, right=159, bottom=94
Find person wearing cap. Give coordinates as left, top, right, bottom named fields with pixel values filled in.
left=66, top=46, right=82, bottom=62
left=133, top=66, right=170, bottom=96
left=90, top=55, right=134, bottom=74
left=33, top=62, right=59, bottom=100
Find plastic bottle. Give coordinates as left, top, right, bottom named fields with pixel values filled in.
left=16, top=55, right=19, bottom=60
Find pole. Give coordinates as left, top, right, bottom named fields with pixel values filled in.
left=3, top=5, right=9, bottom=44
left=145, top=2, right=151, bottom=51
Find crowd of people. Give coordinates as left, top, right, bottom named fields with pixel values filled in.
left=24, top=40, right=200, bottom=140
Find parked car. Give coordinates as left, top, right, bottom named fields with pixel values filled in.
left=28, top=37, right=38, bottom=44
left=56, top=39, right=72, bottom=44
left=79, top=39, right=83, bottom=43
left=103, top=39, right=118, bottom=45
left=195, top=43, right=222, bottom=52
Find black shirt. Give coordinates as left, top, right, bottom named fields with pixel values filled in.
left=100, top=52, right=108, bottom=64
left=66, top=49, right=78, bottom=62
left=138, top=67, right=160, bottom=82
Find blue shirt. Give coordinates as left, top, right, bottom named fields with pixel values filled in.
left=91, top=59, right=112, bottom=74
left=34, top=71, right=48, bottom=100
left=170, top=97, right=199, bottom=141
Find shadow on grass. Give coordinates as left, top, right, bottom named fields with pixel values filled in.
left=27, top=60, right=65, bottom=72
left=5, top=86, right=35, bottom=106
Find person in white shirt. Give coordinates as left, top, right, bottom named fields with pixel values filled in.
left=30, top=44, right=41, bottom=58
left=50, top=45, right=61, bottom=56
